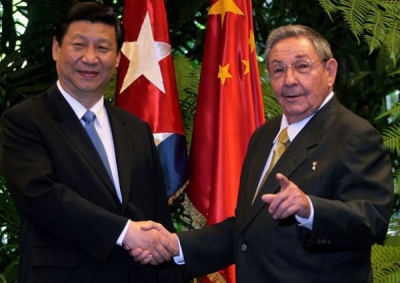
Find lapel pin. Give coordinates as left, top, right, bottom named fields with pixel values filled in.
left=312, top=161, right=318, bottom=171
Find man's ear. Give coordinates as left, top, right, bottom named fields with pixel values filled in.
left=52, top=37, right=60, bottom=61
left=325, top=58, right=338, bottom=88
left=115, top=52, right=121, bottom=68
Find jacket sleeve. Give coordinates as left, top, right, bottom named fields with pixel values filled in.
left=178, top=217, right=235, bottom=279
left=301, top=123, right=393, bottom=249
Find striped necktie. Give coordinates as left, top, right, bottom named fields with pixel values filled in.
left=252, top=128, right=289, bottom=204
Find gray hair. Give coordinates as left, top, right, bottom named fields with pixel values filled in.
left=264, top=25, right=333, bottom=66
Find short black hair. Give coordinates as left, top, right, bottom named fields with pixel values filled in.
left=55, top=2, right=124, bottom=51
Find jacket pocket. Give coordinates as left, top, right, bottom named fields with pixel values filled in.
left=29, top=247, right=79, bottom=268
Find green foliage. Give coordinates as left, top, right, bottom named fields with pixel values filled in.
left=364, top=8, right=389, bottom=52
left=372, top=216, right=400, bottom=283
left=378, top=3, right=400, bottom=66
left=317, top=0, right=338, bottom=17
left=0, top=261, right=18, bottom=283
left=373, top=104, right=400, bottom=282
left=104, top=72, right=117, bottom=103
left=319, top=0, right=400, bottom=67
left=382, top=122, right=400, bottom=162
left=0, top=177, right=19, bottom=283
left=0, top=51, right=52, bottom=117
left=341, top=0, right=374, bottom=40
left=259, top=66, right=281, bottom=121
left=372, top=243, right=400, bottom=283
left=378, top=101, right=400, bottom=120
left=173, top=55, right=200, bottom=151
left=377, top=101, right=400, bottom=158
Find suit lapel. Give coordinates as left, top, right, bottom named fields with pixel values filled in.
left=235, top=120, right=280, bottom=229
left=106, top=104, right=134, bottom=210
left=239, top=123, right=278, bottom=213
left=239, top=138, right=310, bottom=233
left=47, top=85, right=118, bottom=202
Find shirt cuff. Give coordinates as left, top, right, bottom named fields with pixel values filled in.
left=116, top=220, right=130, bottom=246
left=295, top=196, right=314, bottom=230
left=173, top=236, right=185, bottom=265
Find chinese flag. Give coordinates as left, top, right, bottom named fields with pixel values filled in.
left=115, top=0, right=188, bottom=202
left=187, top=0, right=265, bottom=282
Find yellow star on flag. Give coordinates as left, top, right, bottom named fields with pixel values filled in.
left=249, top=30, right=256, bottom=53
left=218, top=64, right=233, bottom=84
left=209, top=0, right=244, bottom=27
left=242, top=60, right=250, bottom=75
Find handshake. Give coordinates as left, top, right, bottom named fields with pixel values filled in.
left=122, top=221, right=179, bottom=265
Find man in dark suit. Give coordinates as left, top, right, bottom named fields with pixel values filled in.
left=133, top=25, right=394, bottom=283
left=0, top=3, right=183, bottom=283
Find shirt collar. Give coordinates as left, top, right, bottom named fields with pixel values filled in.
left=57, top=81, right=106, bottom=128
left=278, top=91, right=334, bottom=142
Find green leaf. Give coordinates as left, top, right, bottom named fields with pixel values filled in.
left=337, top=0, right=374, bottom=41
left=318, top=0, right=339, bottom=21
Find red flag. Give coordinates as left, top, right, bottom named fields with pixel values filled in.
left=187, top=0, right=265, bottom=282
left=115, top=0, right=188, bottom=201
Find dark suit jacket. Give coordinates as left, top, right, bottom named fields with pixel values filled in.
left=179, top=96, right=393, bottom=283
left=1, top=85, right=183, bottom=283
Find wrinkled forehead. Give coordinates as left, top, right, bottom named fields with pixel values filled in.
left=268, top=37, right=317, bottom=64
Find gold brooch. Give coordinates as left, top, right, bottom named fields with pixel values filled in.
left=312, top=161, right=318, bottom=171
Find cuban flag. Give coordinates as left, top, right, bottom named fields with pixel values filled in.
left=115, top=0, right=188, bottom=203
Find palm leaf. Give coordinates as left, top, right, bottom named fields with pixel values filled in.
left=0, top=176, right=19, bottom=283
left=173, top=55, right=201, bottom=151
left=318, top=0, right=339, bottom=21
left=389, top=67, right=400, bottom=76
left=384, top=19, right=400, bottom=66
left=320, top=0, right=400, bottom=65
left=385, top=233, right=400, bottom=246
left=380, top=122, right=400, bottom=156
left=259, top=66, right=281, bottom=121
left=363, top=8, right=388, bottom=53
left=0, top=260, right=18, bottom=283
left=376, top=101, right=400, bottom=120
left=365, top=2, right=400, bottom=66
left=372, top=244, right=400, bottom=283
left=337, top=0, right=374, bottom=41
left=0, top=177, right=19, bottom=238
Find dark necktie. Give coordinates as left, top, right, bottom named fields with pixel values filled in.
left=252, top=127, right=290, bottom=204
left=82, top=110, right=113, bottom=180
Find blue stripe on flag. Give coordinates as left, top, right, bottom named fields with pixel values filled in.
left=157, top=133, right=188, bottom=197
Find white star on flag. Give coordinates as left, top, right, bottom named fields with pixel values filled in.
left=119, top=12, right=171, bottom=94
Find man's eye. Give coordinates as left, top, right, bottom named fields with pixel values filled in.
left=272, top=66, right=284, bottom=73
left=73, top=42, right=84, bottom=47
left=98, top=46, right=110, bottom=52
left=295, top=62, right=310, bottom=70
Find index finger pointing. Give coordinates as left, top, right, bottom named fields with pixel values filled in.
left=276, top=173, right=290, bottom=190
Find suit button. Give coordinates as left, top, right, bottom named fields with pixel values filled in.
left=241, top=244, right=247, bottom=251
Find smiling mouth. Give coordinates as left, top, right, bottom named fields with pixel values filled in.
left=284, top=94, right=302, bottom=98
left=78, top=71, right=99, bottom=77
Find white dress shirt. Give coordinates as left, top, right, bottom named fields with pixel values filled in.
left=57, top=81, right=129, bottom=245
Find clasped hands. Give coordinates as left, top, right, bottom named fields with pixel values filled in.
left=122, top=221, right=179, bottom=265
left=124, top=173, right=310, bottom=265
